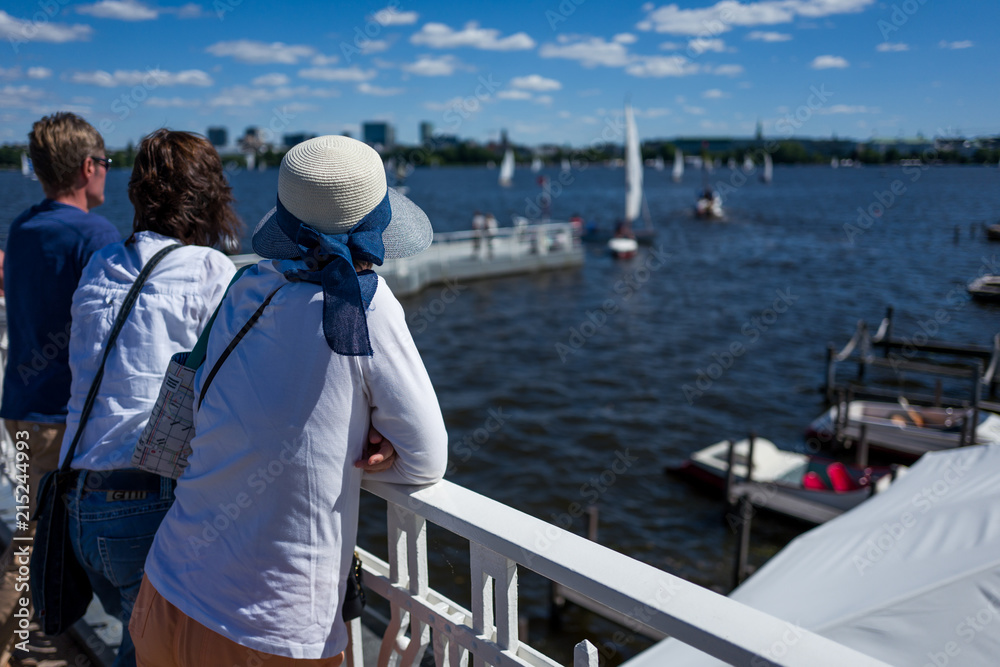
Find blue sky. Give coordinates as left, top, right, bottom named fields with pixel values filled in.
left=1, top=0, right=996, bottom=149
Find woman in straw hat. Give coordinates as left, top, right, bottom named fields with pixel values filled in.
left=134, top=136, right=448, bottom=665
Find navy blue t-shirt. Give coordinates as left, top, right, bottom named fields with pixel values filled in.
left=2, top=200, right=120, bottom=423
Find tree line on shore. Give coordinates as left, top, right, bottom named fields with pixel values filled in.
left=1, top=140, right=997, bottom=172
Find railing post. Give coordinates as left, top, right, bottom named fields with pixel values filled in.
left=574, top=640, right=599, bottom=667
left=379, top=505, right=431, bottom=667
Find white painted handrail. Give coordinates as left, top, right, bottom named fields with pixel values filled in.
left=356, top=478, right=891, bottom=667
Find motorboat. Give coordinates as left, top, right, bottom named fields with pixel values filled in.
left=695, top=189, right=723, bottom=219
left=968, top=275, right=1000, bottom=301
left=668, top=437, right=903, bottom=520
left=806, top=399, right=1000, bottom=461
left=608, top=235, right=638, bottom=259
left=985, top=223, right=1000, bottom=241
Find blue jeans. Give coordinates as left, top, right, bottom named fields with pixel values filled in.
left=66, top=471, right=175, bottom=667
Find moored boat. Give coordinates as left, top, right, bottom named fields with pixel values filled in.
left=968, top=274, right=1000, bottom=301
left=806, top=399, right=1000, bottom=461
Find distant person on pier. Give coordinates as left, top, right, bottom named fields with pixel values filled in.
left=472, top=209, right=485, bottom=256
left=485, top=212, right=498, bottom=259
left=135, top=135, right=448, bottom=666
left=58, top=129, right=242, bottom=667
left=0, top=112, right=119, bottom=662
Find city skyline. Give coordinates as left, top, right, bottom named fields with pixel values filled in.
left=1, top=0, right=996, bottom=149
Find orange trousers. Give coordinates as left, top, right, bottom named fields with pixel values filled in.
left=130, top=576, right=344, bottom=667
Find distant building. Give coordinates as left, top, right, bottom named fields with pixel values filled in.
left=283, top=132, right=316, bottom=148
left=362, top=122, right=394, bottom=150
left=420, top=122, right=434, bottom=146
left=207, top=126, right=227, bottom=148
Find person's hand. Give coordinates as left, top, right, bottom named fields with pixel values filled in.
left=355, top=426, right=396, bottom=472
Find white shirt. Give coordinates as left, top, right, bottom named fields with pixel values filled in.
left=60, top=231, right=235, bottom=470
left=144, top=259, right=448, bottom=660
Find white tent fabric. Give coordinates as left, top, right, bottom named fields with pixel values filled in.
left=656, top=444, right=1000, bottom=666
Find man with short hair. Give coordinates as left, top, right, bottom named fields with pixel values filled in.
left=0, top=112, right=119, bottom=658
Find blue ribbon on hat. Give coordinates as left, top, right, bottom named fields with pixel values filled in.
left=274, top=193, right=391, bottom=356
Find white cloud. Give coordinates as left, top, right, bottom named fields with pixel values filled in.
left=69, top=69, right=213, bottom=87
left=411, top=21, right=535, bottom=50
left=146, top=96, right=202, bottom=108
left=818, top=104, right=879, bottom=114
left=702, top=88, right=729, bottom=98
left=876, top=42, right=908, bottom=52
left=534, top=95, right=554, bottom=106
left=0, top=84, right=47, bottom=109
left=0, top=10, right=93, bottom=43
left=358, top=82, right=404, bottom=96
left=27, top=67, right=52, bottom=79
left=637, top=0, right=875, bottom=36
left=209, top=85, right=337, bottom=108
left=558, top=110, right=572, bottom=118
left=311, top=54, right=340, bottom=66
left=636, top=107, right=672, bottom=118
left=614, top=33, right=638, bottom=44
left=626, top=55, right=701, bottom=77
left=539, top=36, right=630, bottom=67
left=252, top=73, right=290, bottom=87
left=175, top=3, right=203, bottom=18
left=0, top=67, right=20, bottom=81
left=207, top=40, right=316, bottom=64
left=747, top=30, right=792, bottom=42
left=510, top=74, right=561, bottom=91
left=659, top=41, right=682, bottom=50
left=361, top=39, right=390, bottom=55
left=683, top=105, right=707, bottom=115
left=299, top=67, right=376, bottom=82
left=496, top=90, right=532, bottom=100
left=939, top=40, right=973, bottom=49
left=401, top=55, right=463, bottom=76
left=811, top=54, right=849, bottom=69
left=373, top=6, right=418, bottom=25
left=687, top=37, right=728, bottom=54
left=714, top=64, right=744, bottom=76
left=76, top=0, right=158, bottom=21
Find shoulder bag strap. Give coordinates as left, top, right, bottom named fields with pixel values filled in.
left=61, top=243, right=182, bottom=472
left=185, top=263, right=253, bottom=370
left=197, top=282, right=286, bottom=410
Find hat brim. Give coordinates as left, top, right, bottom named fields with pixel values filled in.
left=251, top=187, right=433, bottom=261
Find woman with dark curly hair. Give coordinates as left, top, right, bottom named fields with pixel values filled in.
left=57, top=129, right=241, bottom=667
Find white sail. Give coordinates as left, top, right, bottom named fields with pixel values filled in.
left=245, top=152, right=255, bottom=171
left=560, top=158, right=571, bottom=172
left=672, top=149, right=684, bottom=183
left=499, top=148, right=514, bottom=187
left=624, top=102, right=643, bottom=223
left=21, top=153, right=37, bottom=180
left=831, top=157, right=839, bottom=169
left=653, top=156, right=665, bottom=171
left=727, top=157, right=736, bottom=170
left=743, top=154, right=754, bottom=171
left=531, top=156, right=542, bottom=172
left=761, top=152, right=773, bottom=183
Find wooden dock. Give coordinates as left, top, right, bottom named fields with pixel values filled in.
left=232, top=222, right=584, bottom=297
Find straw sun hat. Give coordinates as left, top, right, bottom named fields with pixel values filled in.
left=251, top=135, right=432, bottom=260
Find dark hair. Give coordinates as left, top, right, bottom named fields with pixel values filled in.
left=129, top=129, right=242, bottom=249
left=29, top=112, right=104, bottom=195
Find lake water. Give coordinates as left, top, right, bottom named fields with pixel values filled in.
left=2, top=163, right=999, bottom=662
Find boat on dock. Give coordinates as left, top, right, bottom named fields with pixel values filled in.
left=968, top=274, right=1000, bottom=301
left=668, top=436, right=902, bottom=525
left=656, top=444, right=1000, bottom=667
left=806, top=399, right=1000, bottom=461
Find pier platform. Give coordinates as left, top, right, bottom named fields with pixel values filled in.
left=232, top=221, right=583, bottom=297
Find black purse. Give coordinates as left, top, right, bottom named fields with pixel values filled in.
left=342, top=552, right=366, bottom=621
left=31, top=244, right=179, bottom=635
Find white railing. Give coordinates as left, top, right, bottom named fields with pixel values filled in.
left=351, top=478, right=891, bottom=667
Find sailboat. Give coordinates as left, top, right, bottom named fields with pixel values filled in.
left=560, top=158, right=571, bottom=173
left=20, top=153, right=37, bottom=181
left=245, top=151, right=256, bottom=171
left=742, top=154, right=754, bottom=171
left=530, top=156, right=542, bottom=173
left=653, top=156, right=665, bottom=171
left=761, top=152, right=773, bottom=184
left=672, top=149, right=684, bottom=183
left=609, top=101, right=654, bottom=258
left=499, top=148, right=514, bottom=187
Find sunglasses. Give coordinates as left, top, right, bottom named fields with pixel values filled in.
left=90, top=156, right=112, bottom=169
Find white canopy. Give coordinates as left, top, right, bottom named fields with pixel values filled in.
left=655, top=444, right=1000, bottom=666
